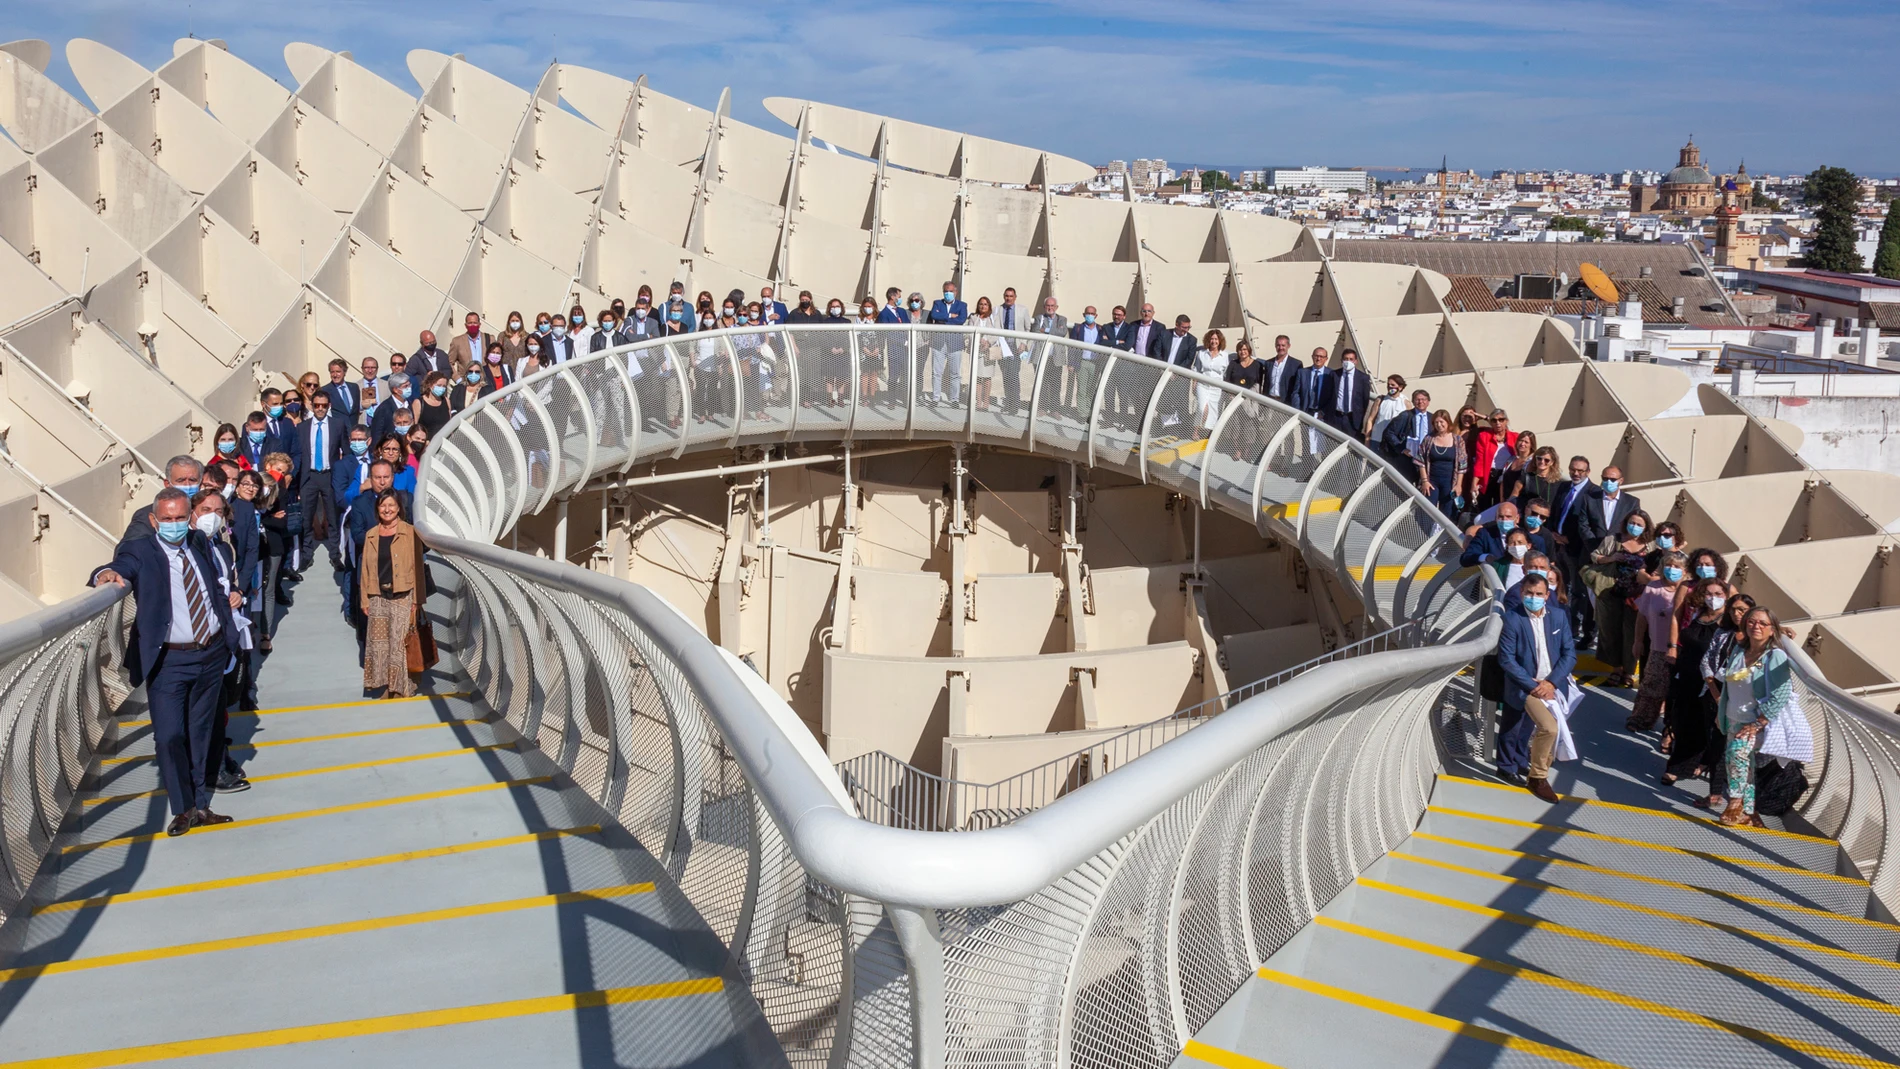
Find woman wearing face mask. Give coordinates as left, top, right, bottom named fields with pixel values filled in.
left=857, top=299, right=885, bottom=404
left=968, top=296, right=1001, bottom=412
left=1645, top=521, right=1685, bottom=574
left=498, top=310, right=529, bottom=370
left=814, top=298, right=847, bottom=408
left=360, top=490, right=434, bottom=699
left=1630, top=549, right=1688, bottom=733
left=691, top=309, right=726, bottom=423
left=1584, top=508, right=1654, bottom=689
left=1662, top=577, right=1729, bottom=786
left=533, top=312, right=554, bottom=338
left=1712, top=607, right=1797, bottom=827
left=406, top=426, right=430, bottom=471
left=516, top=335, right=544, bottom=383
left=207, top=422, right=243, bottom=468
left=416, top=371, right=454, bottom=437
left=450, top=356, right=483, bottom=411
left=1696, top=592, right=1753, bottom=811
left=732, top=303, right=768, bottom=421
left=1668, top=547, right=1730, bottom=660
left=255, top=453, right=297, bottom=646
left=1495, top=528, right=1535, bottom=589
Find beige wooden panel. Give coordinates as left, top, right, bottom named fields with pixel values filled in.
left=1049, top=197, right=1132, bottom=263
left=1351, top=313, right=1454, bottom=383
left=629, top=84, right=713, bottom=167
left=1641, top=414, right=1804, bottom=483
left=97, top=76, right=251, bottom=197
left=1331, top=263, right=1428, bottom=319
left=148, top=268, right=252, bottom=396
left=781, top=210, right=871, bottom=305
left=395, top=105, right=503, bottom=214
left=1133, top=203, right=1219, bottom=264
left=849, top=567, right=949, bottom=658
left=0, top=51, right=94, bottom=152
left=1083, top=564, right=1189, bottom=651
left=1223, top=622, right=1326, bottom=686
left=1530, top=424, right=1676, bottom=490
left=879, top=167, right=958, bottom=248
left=1476, top=364, right=1626, bottom=431
left=702, top=185, right=784, bottom=277
left=964, top=573, right=1064, bottom=657
left=856, top=480, right=945, bottom=571
left=250, top=101, right=384, bottom=216
left=35, top=122, right=198, bottom=253
left=1674, top=473, right=1879, bottom=552
left=717, top=118, right=796, bottom=207
left=1735, top=536, right=1897, bottom=619
left=0, top=161, right=142, bottom=296
left=1448, top=312, right=1551, bottom=370
left=762, top=97, right=1094, bottom=186
left=315, top=227, right=449, bottom=353
left=0, top=238, right=65, bottom=325
left=1592, top=361, right=1691, bottom=421
left=792, top=147, right=875, bottom=230
left=144, top=207, right=298, bottom=342
left=961, top=250, right=1045, bottom=309
left=1051, top=262, right=1139, bottom=324
left=1804, top=611, right=1900, bottom=695
left=202, top=153, right=346, bottom=281
left=1820, top=470, right=1900, bottom=531
left=410, top=52, right=527, bottom=153
left=591, top=217, right=695, bottom=306
left=550, top=63, right=632, bottom=132
left=521, top=94, right=614, bottom=195
left=1220, top=211, right=1305, bottom=263
left=1143, top=263, right=1229, bottom=331
left=288, top=47, right=417, bottom=157
left=965, top=185, right=1045, bottom=259
left=1234, top=263, right=1327, bottom=326
left=490, top=162, right=591, bottom=273
left=164, top=40, right=290, bottom=144
left=450, top=228, right=570, bottom=331
left=0, top=344, right=118, bottom=478
left=65, top=38, right=148, bottom=111
left=354, top=168, right=478, bottom=292
left=620, top=144, right=698, bottom=247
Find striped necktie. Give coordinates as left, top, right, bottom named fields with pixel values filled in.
left=179, top=547, right=215, bottom=645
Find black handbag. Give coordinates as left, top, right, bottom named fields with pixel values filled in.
left=1479, top=654, right=1505, bottom=702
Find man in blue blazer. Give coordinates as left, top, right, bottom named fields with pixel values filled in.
left=296, top=391, right=349, bottom=567
left=1496, top=572, right=1575, bottom=802
left=91, top=488, right=245, bottom=836
left=1460, top=501, right=1522, bottom=568
left=926, top=280, right=969, bottom=404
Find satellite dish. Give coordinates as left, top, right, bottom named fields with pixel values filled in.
left=1578, top=262, right=1619, bottom=303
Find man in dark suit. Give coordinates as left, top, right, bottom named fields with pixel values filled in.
left=297, top=390, right=347, bottom=567
left=1292, top=347, right=1334, bottom=455
left=1381, top=389, right=1434, bottom=483
left=1460, top=501, right=1522, bottom=568
left=1260, top=334, right=1302, bottom=406
left=542, top=324, right=579, bottom=365
left=260, top=388, right=293, bottom=448
left=411, top=328, right=453, bottom=382
left=368, top=374, right=413, bottom=446
left=1550, top=455, right=1599, bottom=644
left=926, top=280, right=969, bottom=404
left=236, top=413, right=272, bottom=472
left=1152, top=316, right=1198, bottom=430
left=120, top=455, right=207, bottom=549
left=1100, top=305, right=1135, bottom=353
left=758, top=285, right=789, bottom=323
left=91, top=488, right=244, bottom=836
left=320, top=358, right=365, bottom=426
left=1496, top=572, right=1576, bottom=802
left=1574, top=464, right=1641, bottom=553
left=994, top=287, right=1030, bottom=413
left=1325, top=347, right=1372, bottom=441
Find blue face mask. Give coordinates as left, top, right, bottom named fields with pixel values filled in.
left=467, top=371, right=481, bottom=383
left=432, top=385, right=448, bottom=398
left=1602, top=478, right=1619, bottom=494
left=1656, top=534, right=1674, bottom=550
left=1522, top=595, right=1547, bottom=614
left=1084, top=314, right=1097, bottom=324
left=268, top=404, right=284, bottom=419
left=1526, top=567, right=1547, bottom=581
left=1695, top=564, right=1717, bottom=579
left=669, top=310, right=683, bottom=322
left=1497, top=518, right=1516, bottom=534
left=943, top=291, right=955, bottom=303
left=1524, top=515, right=1543, bottom=530
left=156, top=519, right=191, bottom=544
left=217, top=439, right=237, bottom=455
left=1625, top=522, right=1644, bottom=538
left=1663, top=566, right=1684, bottom=583
left=248, top=429, right=266, bottom=444
left=350, top=440, right=369, bottom=455
left=174, top=482, right=198, bottom=499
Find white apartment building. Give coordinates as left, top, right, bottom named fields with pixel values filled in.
left=1268, top=166, right=1373, bottom=192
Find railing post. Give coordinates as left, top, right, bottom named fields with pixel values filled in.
left=888, top=905, right=947, bottom=1069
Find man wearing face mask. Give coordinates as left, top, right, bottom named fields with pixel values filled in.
left=759, top=285, right=789, bottom=322
left=239, top=413, right=273, bottom=471
left=1497, top=572, right=1575, bottom=802
left=590, top=309, right=620, bottom=354
left=543, top=317, right=578, bottom=364
left=1460, top=501, right=1523, bottom=568
left=1326, top=348, right=1371, bottom=443
left=925, top=280, right=968, bottom=406
left=190, top=489, right=254, bottom=792
left=296, top=390, right=348, bottom=569
left=333, top=426, right=377, bottom=514
left=91, top=487, right=245, bottom=836
left=441, top=314, right=489, bottom=380
left=359, top=356, right=385, bottom=417
left=622, top=298, right=663, bottom=344
left=120, top=456, right=208, bottom=549
left=1065, top=305, right=1104, bottom=417
left=259, top=389, right=295, bottom=456
left=1576, top=464, right=1642, bottom=551
left=369, top=373, right=414, bottom=446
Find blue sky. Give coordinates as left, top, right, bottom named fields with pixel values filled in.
left=12, top=0, right=1900, bottom=175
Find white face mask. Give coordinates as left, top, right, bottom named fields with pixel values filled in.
left=1507, top=543, right=1528, bottom=560
left=194, top=513, right=223, bottom=537
left=1706, top=596, right=1727, bottom=612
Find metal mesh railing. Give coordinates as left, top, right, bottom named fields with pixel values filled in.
left=415, top=323, right=1500, bottom=1069
left=1781, top=641, right=1900, bottom=912
left=0, top=585, right=130, bottom=927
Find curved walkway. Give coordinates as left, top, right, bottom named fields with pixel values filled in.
left=0, top=564, right=780, bottom=1068
left=1178, top=685, right=1897, bottom=1069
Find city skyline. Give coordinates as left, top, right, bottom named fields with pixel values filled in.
left=8, top=0, right=1899, bottom=175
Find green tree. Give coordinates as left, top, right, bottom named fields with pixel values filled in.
left=1199, top=169, right=1236, bottom=192
left=1874, top=203, right=1900, bottom=281
left=1803, top=165, right=1865, bottom=272
left=1549, top=215, right=1607, bottom=240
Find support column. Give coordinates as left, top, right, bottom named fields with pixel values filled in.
left=552, top=492, right=570, bottom=563
left=949, top=445, right=969, bottom=657
left=1062, top=461, right=1088, bottom=652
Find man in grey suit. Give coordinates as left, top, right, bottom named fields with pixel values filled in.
left=1031, top=297, right=1069, bottom=415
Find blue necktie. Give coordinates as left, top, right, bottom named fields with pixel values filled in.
left=313, top=420, right=326, bottom=472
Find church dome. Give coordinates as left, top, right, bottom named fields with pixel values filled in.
left=1664, top=164, right=1713, bottom=186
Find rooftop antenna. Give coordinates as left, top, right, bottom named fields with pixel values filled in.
left=1436, top=154, right=1448, bottom=233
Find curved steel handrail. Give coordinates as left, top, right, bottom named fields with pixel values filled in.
left=417, top=323, right=1498, bottom=909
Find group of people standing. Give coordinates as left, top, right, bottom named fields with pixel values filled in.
left=1456, top=441, right=1810, bottom=827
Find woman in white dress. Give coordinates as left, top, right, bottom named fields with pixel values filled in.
left=967, top=296, right=1003, bottom=412
left=1193, top=328, right=1230, bottom=436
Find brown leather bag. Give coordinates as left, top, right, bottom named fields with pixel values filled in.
left=405, top=604, right=439, bottom=674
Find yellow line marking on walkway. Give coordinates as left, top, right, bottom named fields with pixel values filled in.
left=1359, top=873, right=1900, bottom=1017
left=1425, top=806, right=1867, bottom=884
left=1180, top=1039, right=1285, bottom=1069
left=60, top=776, right=551, bottom=856
left=1314, top=917, right=1899, bottom=1069
left=1146, top=437, right=1211, bottom=466
left=0, top=882, right=654, bottom=984
left=116, top=691, right=474, bottom=729
left=35, top=826, right=599, bottom=915
left=98, top=718, right=496, bottom=766
left=1360, top=876, right=1900, bottom=973
left=1253, top=968, right=1626, bottom=1069
left=0, top=977, right=723, bottom=1069
left=82, top=745, right=516, bottom=806
left=1262, top=497, right=1343, bottom=521
left=1347, top=563, right=1444, bottom=582
left=1405, top=833, right=1900, bottom=933
left=1436, top=774, right=1837, bottom=844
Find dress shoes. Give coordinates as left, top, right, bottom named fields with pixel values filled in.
left=1526, top=777, right=1560, bottom=804
left=166, top=813, right=193, bottom=837
left=214, top=772, right=251, bottom=793
left=1495, top=767, right=1526, bottom=787
left=192, top=808, right=235, bottom=827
